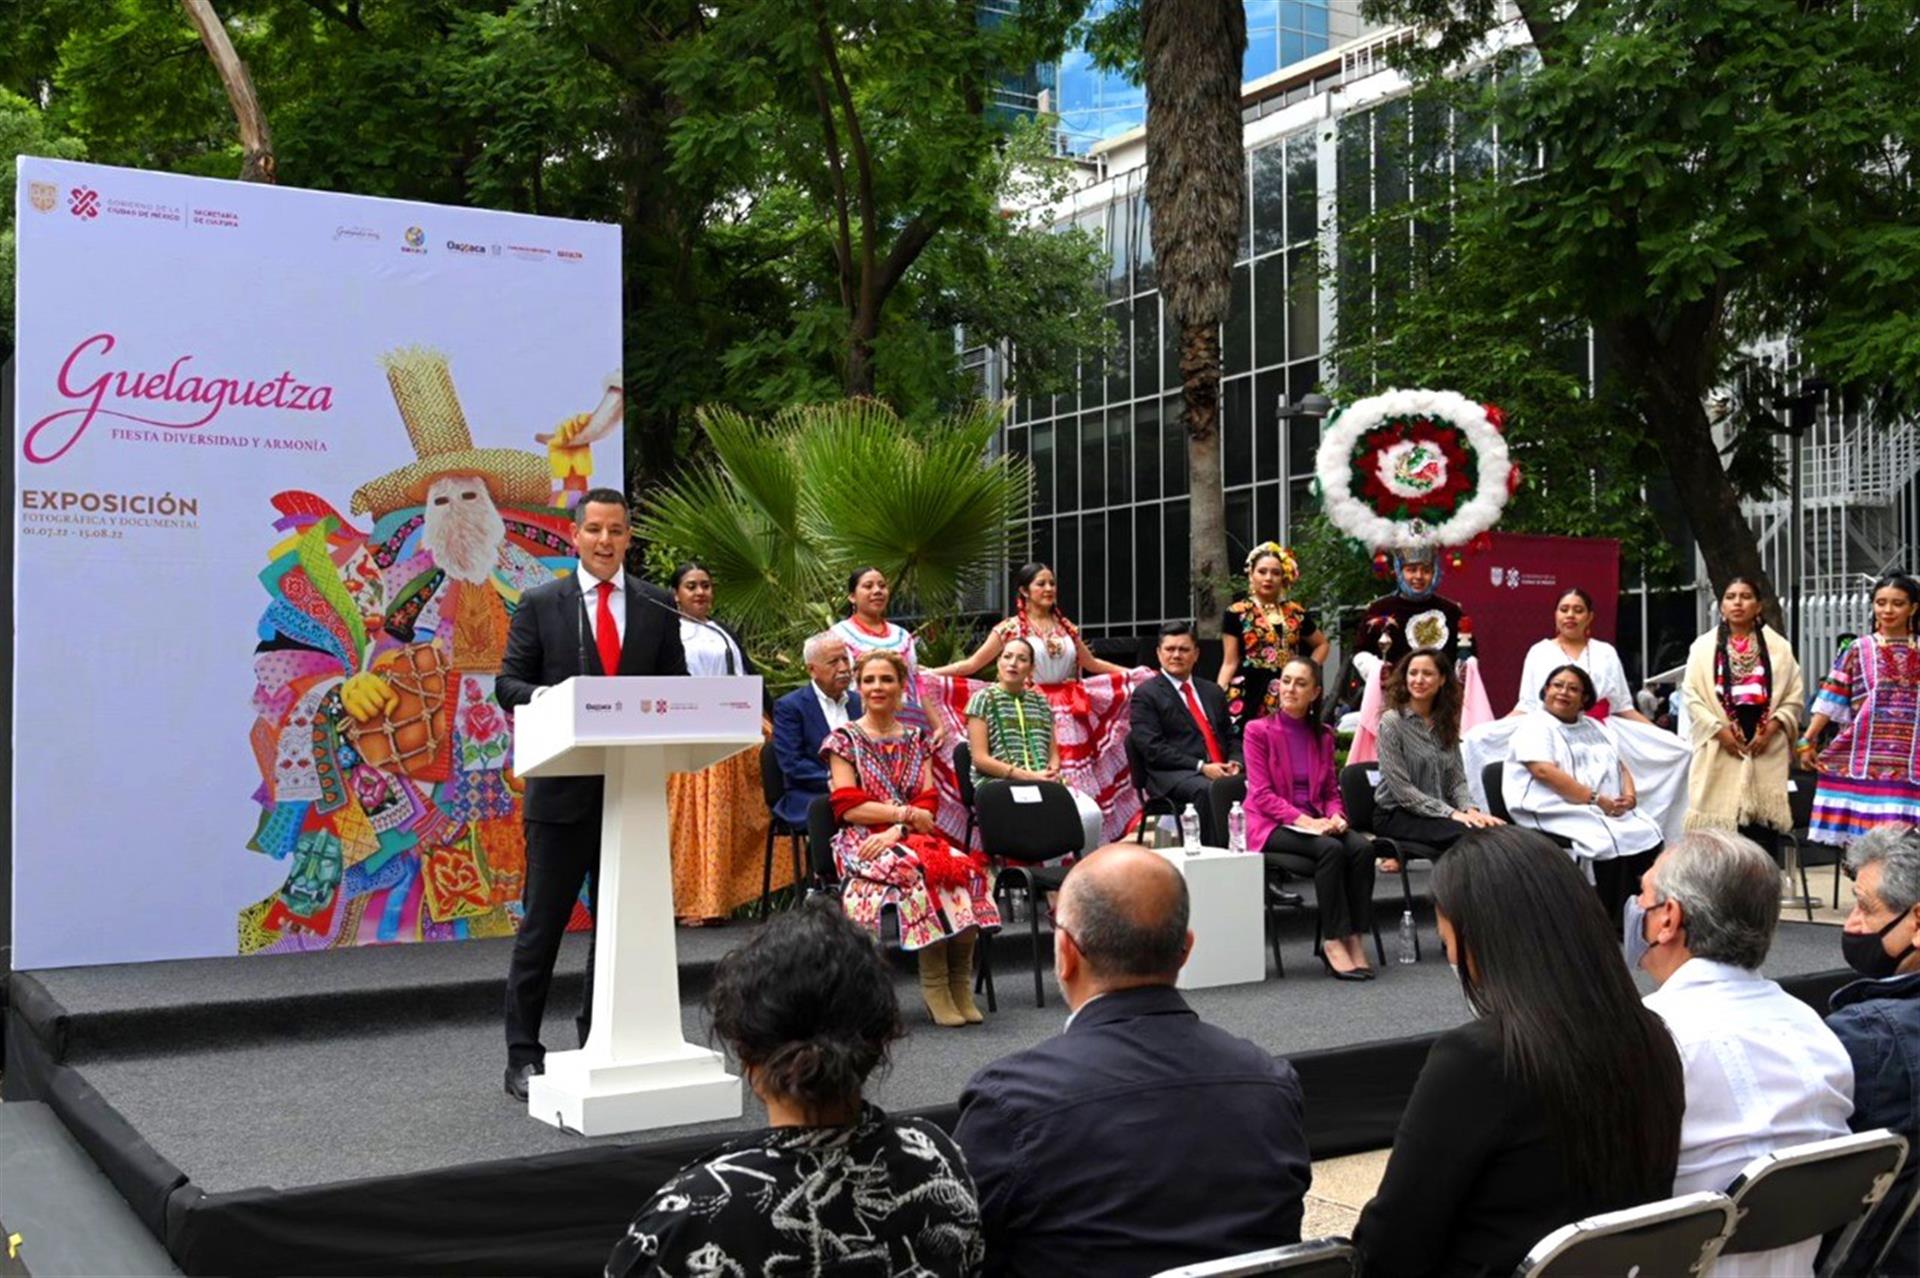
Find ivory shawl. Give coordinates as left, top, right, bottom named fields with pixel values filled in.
left=1681, top=627, right=1804, bottom=833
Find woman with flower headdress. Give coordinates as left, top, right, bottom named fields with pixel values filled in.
left=923, top=563, right=1150, bottom=844
left=1217, top=542, right=1329, bottom=732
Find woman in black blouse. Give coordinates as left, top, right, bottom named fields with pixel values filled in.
left=606, top=899, right=985, bottom=1277
left=1354, top=827, right=1684, bottom=1278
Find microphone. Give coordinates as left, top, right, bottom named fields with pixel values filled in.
left=630, top=588, right=738, bottom=675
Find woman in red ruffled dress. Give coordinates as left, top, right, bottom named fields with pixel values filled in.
left=826, top=651, right=999, bottom=1028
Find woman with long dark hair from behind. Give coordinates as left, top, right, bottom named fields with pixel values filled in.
left=1354, top=827, right=1685, bottom=1277
left=605, top=898, right=985, bottom=1276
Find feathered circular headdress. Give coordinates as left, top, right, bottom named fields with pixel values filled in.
left=1313, top=388, right=1519, bottom=557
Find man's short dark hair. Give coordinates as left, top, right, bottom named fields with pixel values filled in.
left=1158, top=621, right=1197, bottom=644
left=574, top=487, right=630, bottom=524
left=1069, top=861, right=1190, bottom=979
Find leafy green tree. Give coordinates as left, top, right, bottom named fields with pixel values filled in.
left=637, top=399, right=1031, bottom=684
left=1357, top=0, right=1920, bottom=601
left=1, top=89, right=87, bottom=362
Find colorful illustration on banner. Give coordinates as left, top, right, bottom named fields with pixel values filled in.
left=237, top=347, right=622, bottom=954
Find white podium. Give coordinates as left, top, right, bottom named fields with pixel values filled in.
left=512, top=675, right=762, bottom=1136
left=1151, top=846, right=1267, bottom=989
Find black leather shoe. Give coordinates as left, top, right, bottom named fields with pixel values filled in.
left=1266, top=886, right=1305, bottom=909
left=504, top=1062, right=542, bottom=1101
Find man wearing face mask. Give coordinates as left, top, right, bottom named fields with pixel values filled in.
left=1631, top=830, right=1854, bottom=1278
left=951, top=847, right=1309, bottom=1276
left=1826, top=824, right=1920, bottom=1275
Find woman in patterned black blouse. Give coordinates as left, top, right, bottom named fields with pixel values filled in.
left=605, top=898, right=985, bottom=1277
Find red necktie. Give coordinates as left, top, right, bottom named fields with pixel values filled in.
left=595, top=581, right=622, bottom=677
left=1182, top=681, right=1224, bottom=765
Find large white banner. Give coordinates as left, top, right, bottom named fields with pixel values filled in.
left=12, top=158, right=623, bottom=968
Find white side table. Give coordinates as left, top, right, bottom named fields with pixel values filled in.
left=1151, top=846, right=1268, bottom=988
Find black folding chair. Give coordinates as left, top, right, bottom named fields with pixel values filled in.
left=1339, top=762, right=1435, bottom=961
left=1783, top=767, right=1843, bottom=920
left=1125, top=732, right=1179, bottom=843
left=1516, top=1191, right=1736, bottom=1278
left=1151, top=1236, right=1357, bottom=1277
left=1720, top=1128, right=1909, bottom=1276
left=1482, top=761, right=1576, bottom=853
left=954, top=741, right=979, bottom=850
left=758, top=745, right=809, bottom=919
left=976, top=778, right=1085, bottom=1008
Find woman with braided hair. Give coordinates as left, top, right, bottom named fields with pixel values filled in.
left=1681, top=577, right=1804, bottom=854
left=1216, top=541, right=1329, bottom=732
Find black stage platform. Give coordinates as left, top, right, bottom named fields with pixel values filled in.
left=5, top=885, right=1856, bottom=1277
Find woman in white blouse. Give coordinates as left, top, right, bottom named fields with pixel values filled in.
left=672, top=561, right=753, bottom=679
left=1504, top=664, right=1664, bottom=916
left=1463, top=588, right=1690, bottom=841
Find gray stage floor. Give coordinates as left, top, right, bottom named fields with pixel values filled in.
left=33, top=910, right=1851, bottom=1196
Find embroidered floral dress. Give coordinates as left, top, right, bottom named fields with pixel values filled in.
left=824, top=724, right=999, bottom=950
left=1222, top=598, right=1318, bottom=730
left=1810, top=634, right=1920, bottom=845
left=604, top=1104, right=985, bottom=1278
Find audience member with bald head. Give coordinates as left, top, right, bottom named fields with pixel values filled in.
left=954, top=845, right=1310, bottom=1277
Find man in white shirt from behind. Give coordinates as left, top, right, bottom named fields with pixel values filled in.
left=1633, top=829, right=1854, bottom=1278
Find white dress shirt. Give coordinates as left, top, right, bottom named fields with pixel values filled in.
left=577, top=566, right=627, bottom=643
left=1644, top=958, right=1855, bottom=1277
left=679, top=618, right=742, bottom=677
left=813, top=683, right=851, bottom=732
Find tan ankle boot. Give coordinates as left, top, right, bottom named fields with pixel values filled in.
left=947, top=931, right=984, bottom=1024
left=917, top=942, right=966, bottom=1027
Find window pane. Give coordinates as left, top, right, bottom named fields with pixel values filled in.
left=1107, top=506, right=1133, bottom=625
left=1224, top=263, right=1252, bottom=375
left=1080, top=412, right=1105, bottom=511
left=1224, top=376, right=1253, bottom=484
left=1081, top=513, right=1107, bottom=624
left=1031, top=421, right=1055, bottom=515
left=1108, top=198, right=1133, bottom=295
left=1132, top=294, right=1159, bottom=397
left=1162, top=293, right=1180, bottom=388
left=1254, top=251, right=1288, bottom=369
left=1134, top=399, right=1161, bottom=500
left=1164, top=499, right=1191, bottom=621
left=1287, top=245, right=1320, bottom=360
left=1252, top=142, right=1288, bottom=256
left=1227, top=488, right=1254, bottom=573
left=1288, top=478, right=1314, bottom=542
left=1057, top=414, right=1080, bottom=512
left=1107, top=406, right=1132, bottom=506
left=1057, top=517, right=1081, bottom=620
left=1286, top=131, right=1317, bottom=246
left=1030, top=517, right=1055, bottom=571
left=1287, top=362, right=1323, bottom=479
left=1163, top=393, right=1189, bottom=496
left=1255, top=368, right=1284, bottom=483
left=1106, top=301, right=1131, bottom=402
left=1134, top=189, right=1156, bottom=291
left=1135, top=505, right=1161, bottom=624
left=1258, top=482, right=1282, bottom=546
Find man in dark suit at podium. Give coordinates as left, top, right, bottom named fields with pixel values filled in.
left=496, top=487, right=687, bottom=1101
left=1130, top=621, right=1242, bottom=847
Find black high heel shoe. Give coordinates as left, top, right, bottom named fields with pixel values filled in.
left=1318, top=951, right=1371, bottom=982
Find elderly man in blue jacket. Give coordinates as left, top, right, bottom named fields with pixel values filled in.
left=769, top=631, right=860, bottom=827
left=954, top=845, right=1311, bottom=1277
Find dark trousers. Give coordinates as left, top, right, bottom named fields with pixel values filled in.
left=1262, top=826, right=1377, bottom=937
left=1593, top=848, right=1659, bottom=921
left=1372, top=806, right=1471, bottom=855
left=505, top=818, right=598, bottom=1070
left=1150, top=772, right=1229, bottom=846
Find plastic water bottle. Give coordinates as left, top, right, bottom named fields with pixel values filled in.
left=1227, top=801, right=1247, bottom=853
left=1396, top=910, right=1419, bottom=965
left=1180, top=804, right=1202, bottom=852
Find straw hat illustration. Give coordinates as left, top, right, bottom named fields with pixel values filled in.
left=351, top=346, right=552, bottom=517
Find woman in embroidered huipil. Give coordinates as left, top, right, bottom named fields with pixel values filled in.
left=1681, top=576, right=1804, bottom=853
left=826, top=651, right=998, bottom=1028
left=1217, top=542, right=1329, bottom=732
left=1799, top=573, right=1920, bottom=845
left=926, top=562, right=1146, bottom=843
left=964, top=637, right=1105, bottom=854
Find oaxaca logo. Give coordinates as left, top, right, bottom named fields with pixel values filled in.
left=23, top=333, right=336, bottom=465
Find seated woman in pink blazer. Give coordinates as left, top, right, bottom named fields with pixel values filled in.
left=1245, top=658, right=1379, bottom=981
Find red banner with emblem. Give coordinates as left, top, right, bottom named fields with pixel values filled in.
left=1448, top=532, right=1621, bottom=715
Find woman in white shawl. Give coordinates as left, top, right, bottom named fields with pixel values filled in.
left=1463, top=588, right=1691, bottom=840
left=1504, top=663, right=1665, bottom=916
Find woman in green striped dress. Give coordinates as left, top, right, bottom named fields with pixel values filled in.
left=965, top=637, right=1105, bottom=854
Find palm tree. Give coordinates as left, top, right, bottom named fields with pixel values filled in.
left=1142, top=0, right=1246, bottom=636
left=638, top=399, right=1031, bottom=683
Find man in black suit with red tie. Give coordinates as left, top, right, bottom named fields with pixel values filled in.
left=1130, top=621, right=1242, bottom=847
left=496, top=487, right=687, bottom=1100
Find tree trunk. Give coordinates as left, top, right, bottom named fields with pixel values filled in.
left=1183, top=321, right=1228, bottom=633
left=180, top=0, right=276, bottom=184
